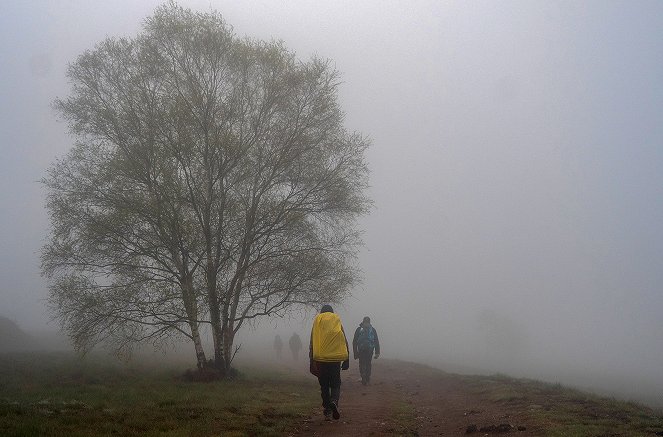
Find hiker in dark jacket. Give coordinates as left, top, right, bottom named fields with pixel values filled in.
left=289, top=332, right=302, bottom=361
left=352, top=316, right=380, bottom=385
left=274, top=334, right=283, bottom=360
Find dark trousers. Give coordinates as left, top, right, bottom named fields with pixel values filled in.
left=317, top=361, right=341, bottom=410
left=358, top=349, right=374, bottom=382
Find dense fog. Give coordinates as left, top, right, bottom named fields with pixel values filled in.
left=1, top=1, right=661, bottom=407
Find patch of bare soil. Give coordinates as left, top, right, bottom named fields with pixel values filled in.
left=289, top=359, right=544, bottom=436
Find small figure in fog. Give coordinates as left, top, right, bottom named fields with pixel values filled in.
left=310, top=305, right=350, bottom=421
left=352, top=316, right=380, bottom=385
left=289, top=332, right=302, bottom=361
left=274, top=334, right=283, bottom=360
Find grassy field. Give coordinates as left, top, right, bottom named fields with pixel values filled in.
left=460, top=372, right=663, bottom=436
left=0, top=351, right=317, bottom=437
left=1, top=351, right=662, bottom=436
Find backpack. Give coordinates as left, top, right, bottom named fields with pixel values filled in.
left=356, top=326, right=375, bottom=352
left=311, top=312, right=349, bottom=362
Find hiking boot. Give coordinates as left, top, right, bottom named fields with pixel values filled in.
left=330, top=401, right=340, bottom=420
left=323, top=408, right=332, bottom=421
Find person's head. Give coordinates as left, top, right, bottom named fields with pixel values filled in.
left=362, top=316, right=371, bottom=325
left=320, top=304, right=334, bottom=313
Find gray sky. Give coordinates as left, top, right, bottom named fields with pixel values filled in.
left=1, top=0, right=662, bottom=402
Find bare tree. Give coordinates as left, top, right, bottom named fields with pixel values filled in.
left=42, top=3, right=370, bottom=373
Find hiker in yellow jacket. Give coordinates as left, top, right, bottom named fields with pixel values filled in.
left=309, top=305, right=350, bottom=421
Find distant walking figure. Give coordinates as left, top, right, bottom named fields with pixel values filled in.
left=309, top=305, right=350, bottom=421
left=289, top=332, right=302, bottom=361
left=274, top=334, right=283, bottom=360
left=352, top=316, right=380, bottom=385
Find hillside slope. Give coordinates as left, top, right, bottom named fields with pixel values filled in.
left=0, top=315, right=33, bottom=351
left=290, top=359, right=663, bottom=436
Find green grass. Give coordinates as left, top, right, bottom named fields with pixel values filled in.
left=459, top=373, right=663, bottom=437
left=4, top=353, right=662, bottom=436
left=386, top=398, right=418, bottom=436
left=0, top=351, right=318, bottom=437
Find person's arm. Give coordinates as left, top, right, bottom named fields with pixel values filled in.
left=352, top=326, right=360, bottom=359
left=309, top=327, right=314, bottom=359
left=373, top=328, right=380, bottom=358
left=341, top=325, right=350, bottom=370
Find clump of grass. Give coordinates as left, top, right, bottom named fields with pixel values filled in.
left=458, top=372, right=663, bottom=437
left=0, top=351, right=318, bottom=437
left=386, top=399, right=419, bottom=436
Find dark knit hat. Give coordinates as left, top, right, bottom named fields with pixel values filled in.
left=320, top=305, right=334, bottom=313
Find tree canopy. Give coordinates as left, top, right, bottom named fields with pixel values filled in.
left=42, top=3, right=370, bottom=372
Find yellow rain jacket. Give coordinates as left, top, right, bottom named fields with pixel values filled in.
left=311, top=312, right=349, bottom=362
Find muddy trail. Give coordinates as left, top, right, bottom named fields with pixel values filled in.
left=287, top=359, right=542, bottom=436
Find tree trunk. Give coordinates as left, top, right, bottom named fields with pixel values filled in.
left=189, top=320, right=208, bottom=370
left=222, top=324, right=235, bottom=374
left=208, top=286, right=225, bottom=370
left=203, top=254, right=224, bottom=370
left=181, top=271, right=207, bottom=370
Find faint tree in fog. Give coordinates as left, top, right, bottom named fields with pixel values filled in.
left=41, top=3, right=370, bottom=374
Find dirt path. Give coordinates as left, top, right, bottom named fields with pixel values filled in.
left=289, top=359, right=544, bottom=436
